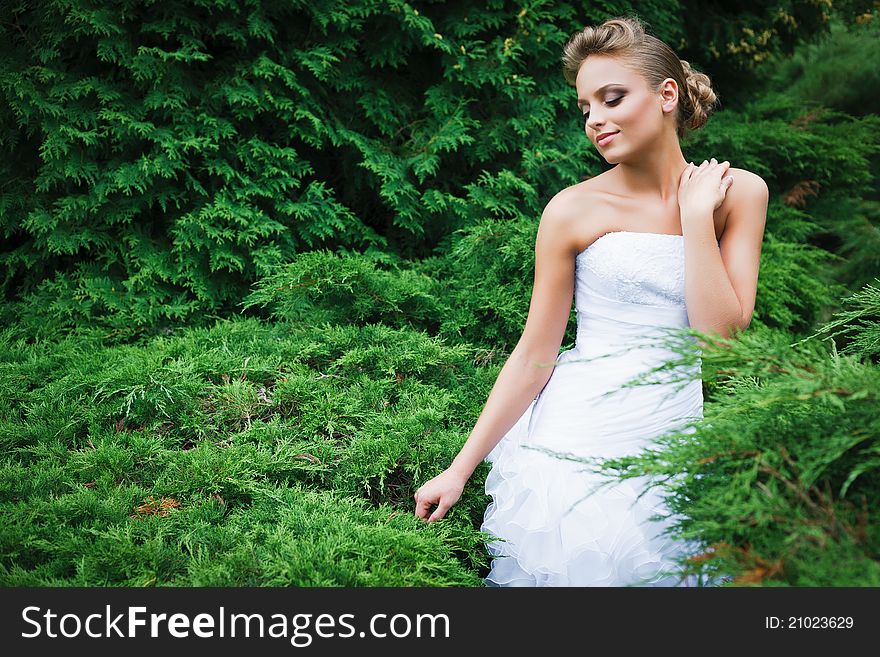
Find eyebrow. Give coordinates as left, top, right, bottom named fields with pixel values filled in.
left=577, top=83, right=626, bottom=107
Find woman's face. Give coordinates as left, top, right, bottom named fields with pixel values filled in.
left=575, top=54, right=675, bottom=163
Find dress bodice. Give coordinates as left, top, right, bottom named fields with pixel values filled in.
left=573, top=231, right=709, bottom=351
left=576, top=231, right=687, bottom=308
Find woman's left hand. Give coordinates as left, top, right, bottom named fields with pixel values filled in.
left=678, top=158, right=733, bottom=218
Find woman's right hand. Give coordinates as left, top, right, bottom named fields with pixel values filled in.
left=413, top=468, right=469, bottom=523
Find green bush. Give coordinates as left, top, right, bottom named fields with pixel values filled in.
left=2, top=1, right=878, bottom=587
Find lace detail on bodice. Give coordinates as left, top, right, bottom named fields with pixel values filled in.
left=576, top=231, right=686, bottom=307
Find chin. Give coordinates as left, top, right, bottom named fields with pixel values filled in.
left=600, top=149, right=624, bottom=165
left=601, top=139, right=643, bottom=165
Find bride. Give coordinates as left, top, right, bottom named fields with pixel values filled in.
left=413, top=15, right=767, bottom=586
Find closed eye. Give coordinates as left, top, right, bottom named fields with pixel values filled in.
left=579, top=96, right=624, bottom=128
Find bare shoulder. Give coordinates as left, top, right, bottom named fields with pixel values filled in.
left=719, top=167, right=768, bottom=235
left=729, top=166, right=767, bottom=190
left=540, top=175, right=612, bottom=250
left=517, top=181, right=607, bottom=359
left=543, top=179, right=598, bottom=216
left=720, top=167, right=770, bottom=242
left=725, top=167, right=769, bottom=209
left=538, top=185, right=589, bottom=256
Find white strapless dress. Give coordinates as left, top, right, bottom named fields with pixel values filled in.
left=481, top=230, right=715, bottom=587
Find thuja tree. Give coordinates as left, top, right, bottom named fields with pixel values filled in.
left=0, top=0, right=867, bottom=341
left=562, top=281, right=880, bottom=586
left=2, top=1, right=878, bottom=587
left=234, top=14, right=880, bottom=586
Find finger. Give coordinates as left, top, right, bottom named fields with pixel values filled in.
left=704, top=159, right=726, bottom=181
left=715, top=163, right=732, bottom=182
left=428, top=502, right=450, bottom=522
left=679, top=163, right=693, bottom=187
left=692, top=160, right=708, bottom=177
left=415, top=498, right=434, bottom=520
left=714, top=159, right=732, bottom=181
left=710, top=157, right=731, bottom=170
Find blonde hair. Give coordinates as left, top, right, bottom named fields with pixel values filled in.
left=561, top=15, right=718, bottom=139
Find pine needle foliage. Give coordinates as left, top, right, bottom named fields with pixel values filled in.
left=0, top=0, right=863, bottom=338
left=537, top=289, right=880, bottom=586
left=1, top=2, right=878, bottom=587
left=0, top=317, right=499, bottom=585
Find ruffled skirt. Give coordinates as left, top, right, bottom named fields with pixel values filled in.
left=480, top=345, right=717, bottom=587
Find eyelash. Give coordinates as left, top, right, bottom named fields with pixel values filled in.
left=580, top=96, right=623, bottom=127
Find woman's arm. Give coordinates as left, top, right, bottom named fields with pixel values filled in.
left=415, top=192, right=582, bottom=521
left=680, top=163, right=768, bottom=340
left=450, top=194, right=581, bottom=478
left=447, top=342, right=559, bottom=479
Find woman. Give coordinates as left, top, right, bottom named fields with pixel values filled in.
left=413, top=15, right=768, bottom=586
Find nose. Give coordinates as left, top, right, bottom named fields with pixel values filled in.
left=586, top=114, right=605, bottom=135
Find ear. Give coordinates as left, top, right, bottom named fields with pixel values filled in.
left=659, top=77, right=678, bottom=114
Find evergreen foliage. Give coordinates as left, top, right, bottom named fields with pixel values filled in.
left=1, top=1, right=878, bottom=586
left=1, top=0, right=866, bottom=337
left=0, top=317, right=494, bottom=584
left=557, top=288, right=880, bottom=585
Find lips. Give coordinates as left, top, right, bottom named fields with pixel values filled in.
left=597, top=131, right=619, bottom=146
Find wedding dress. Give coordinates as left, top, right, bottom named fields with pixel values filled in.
left=480, top=230, right=717, bottom=587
